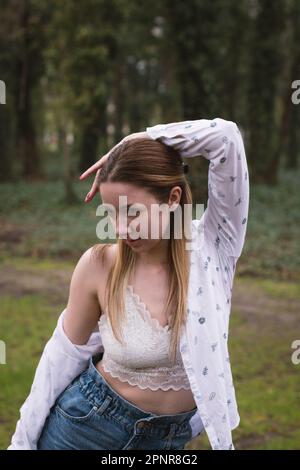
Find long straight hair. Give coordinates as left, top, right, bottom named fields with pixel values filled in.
left=92, top=137, right=193, bottom=364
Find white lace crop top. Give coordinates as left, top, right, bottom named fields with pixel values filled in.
left=97, top=285, right=191, bottom=391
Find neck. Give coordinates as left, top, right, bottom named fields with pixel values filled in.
left=136, top=238, right=169, bottom=266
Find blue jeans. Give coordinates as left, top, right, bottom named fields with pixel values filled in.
left=37, top=351, right=199, bottom=450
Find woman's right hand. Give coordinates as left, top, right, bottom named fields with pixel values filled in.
left=78, top=132, right=149, bottom=203
left=78, top=140, right=123, bottom=203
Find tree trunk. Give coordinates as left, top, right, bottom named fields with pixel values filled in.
left=78, top=107, right=107, bottom=173
left=16, top=1, right=42, bottom=180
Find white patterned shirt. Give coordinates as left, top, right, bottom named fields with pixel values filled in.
left=146, top=118, right=249, bottom=450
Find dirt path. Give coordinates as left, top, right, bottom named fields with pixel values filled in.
left=232, top=277, right=300, bottom=331
left=1, top=262, right=299, bottom=326
left=0, top=262, right=73, bottom=307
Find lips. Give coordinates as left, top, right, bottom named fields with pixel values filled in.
left=126, top=236, right=141, bottom=244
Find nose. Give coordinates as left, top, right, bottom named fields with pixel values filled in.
left=115, top=219, right=130, bottom=239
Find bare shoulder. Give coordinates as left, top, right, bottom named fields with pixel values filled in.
left=88, top=243, right=118, bottom=314
left=75, top=242, right=116, bottom=274
left=63, top=244, right=118, bottom=345
left=89, top=242, right=118, bottom=279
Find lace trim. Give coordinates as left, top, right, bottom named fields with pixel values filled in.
left=97, top=285, right=192, bottom=391
left=101, top=356, right=192, bottom=391
left=126, top=284, right=171, bottom=333
left=98, top=285, right=171, bottom=335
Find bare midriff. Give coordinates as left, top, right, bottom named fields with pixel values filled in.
left=95, top=358, right=197, bottom=415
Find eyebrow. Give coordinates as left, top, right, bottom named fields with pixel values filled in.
left=120, top=203, right=134, bottom=209
left=120, top=203, right=144, bottom=210
left=103, top=203, right=141, bottom=211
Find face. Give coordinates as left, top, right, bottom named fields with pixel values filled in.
left=99, top=181, right=182, bottom=251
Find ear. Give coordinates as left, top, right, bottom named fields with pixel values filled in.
left=168, top=186, right=182, bottom=211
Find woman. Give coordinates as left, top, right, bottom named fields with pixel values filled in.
left=9, top=117, right=249, bottom=450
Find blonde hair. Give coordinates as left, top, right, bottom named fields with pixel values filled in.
left=92, top=137, right=193, bottom=364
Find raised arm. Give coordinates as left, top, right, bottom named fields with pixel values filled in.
left=146, top=118, right=249, bottom=259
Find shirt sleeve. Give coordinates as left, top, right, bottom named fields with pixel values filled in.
left=7, top=309, right=103, bottom=450
left=146, top=118, right=249, bottom=259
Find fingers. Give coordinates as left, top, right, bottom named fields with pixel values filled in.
left=78, top=160, right=102, bottom=180
left=79, top=148, right=112, bottom=202
left=84, top=168, right=102, bottom=202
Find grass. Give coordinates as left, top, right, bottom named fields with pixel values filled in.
left=229, top=310, right=300, bottom=450
left=0, top=178, right=114, bottom=260
left=237, top=276, right=300, bottom=301
left=186, top=276, right=300, bottom=450
left=237, top=169, right=300, bottom=281
left=0, top=294, right=62, bottom=447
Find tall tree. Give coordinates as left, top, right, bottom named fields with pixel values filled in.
left=14, top=0, right=49, bottom=179
left=48, top=0, right=123, bottom=173
left=275, top=0, right=300, bottom=171
left=247, top=0, right=286, bottom=184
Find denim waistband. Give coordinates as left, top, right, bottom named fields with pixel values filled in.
left=79, top=352, right=197, bottom=430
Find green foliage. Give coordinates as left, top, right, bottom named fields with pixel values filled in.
left=0, top=167, right=299, bottom=280
left=1, top=0, right=299, bottom=182
left=0, top=179, right=115, bottom=259
left=236, top=169, right=300, bottom=280
left=0, top=294, right=60, bottom=448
